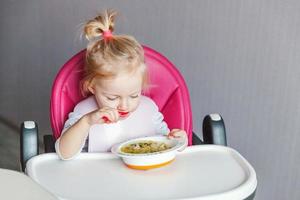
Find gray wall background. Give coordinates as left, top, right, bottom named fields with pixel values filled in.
left=1, top=0, right=300, bottom=199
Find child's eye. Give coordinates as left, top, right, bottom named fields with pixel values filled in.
left=130, top=95, right=139, bottom=99
left=106, top=97, right=118, bottom=101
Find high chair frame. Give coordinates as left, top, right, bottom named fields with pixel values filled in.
left=20, top=46, right=259, bottom=200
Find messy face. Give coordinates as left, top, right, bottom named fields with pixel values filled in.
left=89, top=70, right=143, bottom=119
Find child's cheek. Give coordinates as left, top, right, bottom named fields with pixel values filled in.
left=130, top=98, right=141, bottom=112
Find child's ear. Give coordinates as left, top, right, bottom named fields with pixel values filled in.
left=88, top=84, right=95, bottom=94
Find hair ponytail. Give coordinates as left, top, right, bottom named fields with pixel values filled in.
left=84, top=9, right=117, bottom=41
left=81, top=9, right=147, bottom=96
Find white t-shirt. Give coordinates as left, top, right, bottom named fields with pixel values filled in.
left=55, top=95, right=170, bottom=160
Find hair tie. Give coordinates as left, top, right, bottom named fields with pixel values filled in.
left=103, top=30, right=113, bottom=39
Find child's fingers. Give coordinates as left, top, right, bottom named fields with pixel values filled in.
left=167, top=131, right=181, bottom=139
left=100, top=113, right=113, bottom=123
left=102, top=116, right=111, bottom=123
left=168, top=129, right=183, bottom=138
left=168, top=130, right=188, bottom=140
left=168, top=129, right=188, bottom=152
left=100, top=111, right=115, bottom=123
left=111, top=109, right=120, bottom=122
left=100, top=108, right=120, bottom=123
left=106, top=109, right=119, bottom=122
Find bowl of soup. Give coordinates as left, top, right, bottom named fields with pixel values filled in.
left=111, top=136, right=185, bottom=170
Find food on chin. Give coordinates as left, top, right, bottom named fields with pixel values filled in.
left=121, top=141, right=171, bottom=154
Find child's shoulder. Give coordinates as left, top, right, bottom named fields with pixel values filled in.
left=73, top=96, right=98, bottom=115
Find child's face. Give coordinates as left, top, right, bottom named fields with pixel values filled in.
left=89, top=70, right=143, bottom=118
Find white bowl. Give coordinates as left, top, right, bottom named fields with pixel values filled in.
left=111, top=136, right=185, bottom=170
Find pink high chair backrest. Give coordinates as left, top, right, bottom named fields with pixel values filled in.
left=50, top=46, right=193, bottom=145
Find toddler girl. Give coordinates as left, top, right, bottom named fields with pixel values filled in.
left=55, top=10, right=187, bottom=160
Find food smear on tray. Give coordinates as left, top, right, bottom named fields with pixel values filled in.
left=121, top=140, right=172, bottom=154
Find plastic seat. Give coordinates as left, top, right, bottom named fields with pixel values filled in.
left=50, top=46, right=193, bottom=144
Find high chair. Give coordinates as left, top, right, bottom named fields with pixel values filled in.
left=20, top=46, right=257, bottom=200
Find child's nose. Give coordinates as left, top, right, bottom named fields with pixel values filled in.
left=117, top=99, right=129, bottom=110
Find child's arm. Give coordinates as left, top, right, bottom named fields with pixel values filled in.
left=152, top=111, right=188, bottom=151
left=146, top=96, right=188, bottom=151
left=57, top=116, right=90, bottom=160
left=57, top=107, right=120, bottom=160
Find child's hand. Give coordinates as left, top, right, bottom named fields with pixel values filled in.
left=167, top=129, right=188, bottom=152
left=85, top=107, right=120, bottom=125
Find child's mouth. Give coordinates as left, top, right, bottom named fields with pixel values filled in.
left=118, top=111, right=129, bottom=118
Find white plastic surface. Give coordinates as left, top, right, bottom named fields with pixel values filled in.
left=24, top=121, right=36, bottom=129
left=26, top=145, right=257, bottom=200
left=0, top=168, right=57, bottom=200
left=209, top=114, right=222, bottom=121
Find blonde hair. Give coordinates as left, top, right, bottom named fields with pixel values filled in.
left=81, top=10, right=147, bottom=96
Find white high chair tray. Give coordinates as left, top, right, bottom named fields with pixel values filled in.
left=26, top=145, right=257, bottom=200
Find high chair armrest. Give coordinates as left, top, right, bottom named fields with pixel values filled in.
left=192, top=132, right=203, bottom=145
left=20, top=121, right=39, bottom=172
left=202, top=114, right=227, bottom=146
left=43, top=135, right=55, bottom=153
